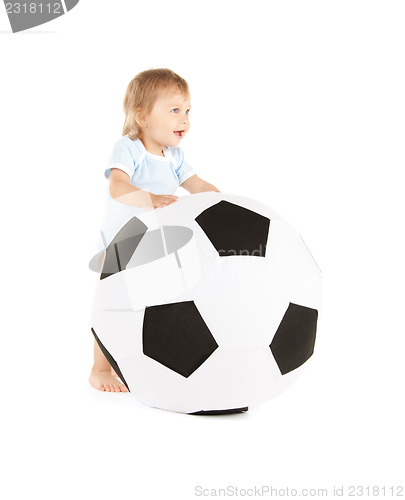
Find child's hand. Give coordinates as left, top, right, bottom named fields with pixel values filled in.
left=148, top=193, right=178, bottom=210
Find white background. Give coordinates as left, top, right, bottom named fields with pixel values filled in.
left=1, top=1, right=404, bottom=499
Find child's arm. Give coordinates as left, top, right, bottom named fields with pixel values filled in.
left=109, top=168, right=178, bottom=209
left=180, top=174, right=220, bottom=194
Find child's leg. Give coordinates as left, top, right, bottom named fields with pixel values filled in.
left=89, top=339, right=128, bottom=392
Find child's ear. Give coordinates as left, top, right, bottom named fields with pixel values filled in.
left=134, top=107, right=147, bottom=127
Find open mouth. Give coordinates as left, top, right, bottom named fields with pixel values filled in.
left=174, top=130, right=185, bottom=137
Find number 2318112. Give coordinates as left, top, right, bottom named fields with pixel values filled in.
left=5, top=3, right=63, bottom=14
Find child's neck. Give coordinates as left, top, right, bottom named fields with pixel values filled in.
left=140, top=138, right=165, bottom=157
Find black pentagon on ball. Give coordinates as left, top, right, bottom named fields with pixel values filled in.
left=270, top=303, right=318, bottom=375
left=143, top=301, right=219, bottom=378
left=190, top=407, right=249, bottom=415
left=101, top=217, right=148, bottom=280
left=195, top=200, right=270, bottom=257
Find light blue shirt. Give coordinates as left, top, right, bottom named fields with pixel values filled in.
left=105, top=135, right=196, bottom=192
left=97, top=135, right=196, bottom=249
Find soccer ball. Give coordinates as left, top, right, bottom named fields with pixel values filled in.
left=89, top=192, right=322, bottom=414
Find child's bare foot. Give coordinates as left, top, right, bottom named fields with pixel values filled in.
left=89, top=369, right=128, bottom=392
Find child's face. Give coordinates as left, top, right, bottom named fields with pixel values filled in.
left=139, top=88, right=191, bottom=154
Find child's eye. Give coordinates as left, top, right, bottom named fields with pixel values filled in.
left=171, top=108, right=190, bottom=115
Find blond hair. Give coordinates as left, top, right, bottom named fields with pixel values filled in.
left=122, top=68, right=190, bottom=140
